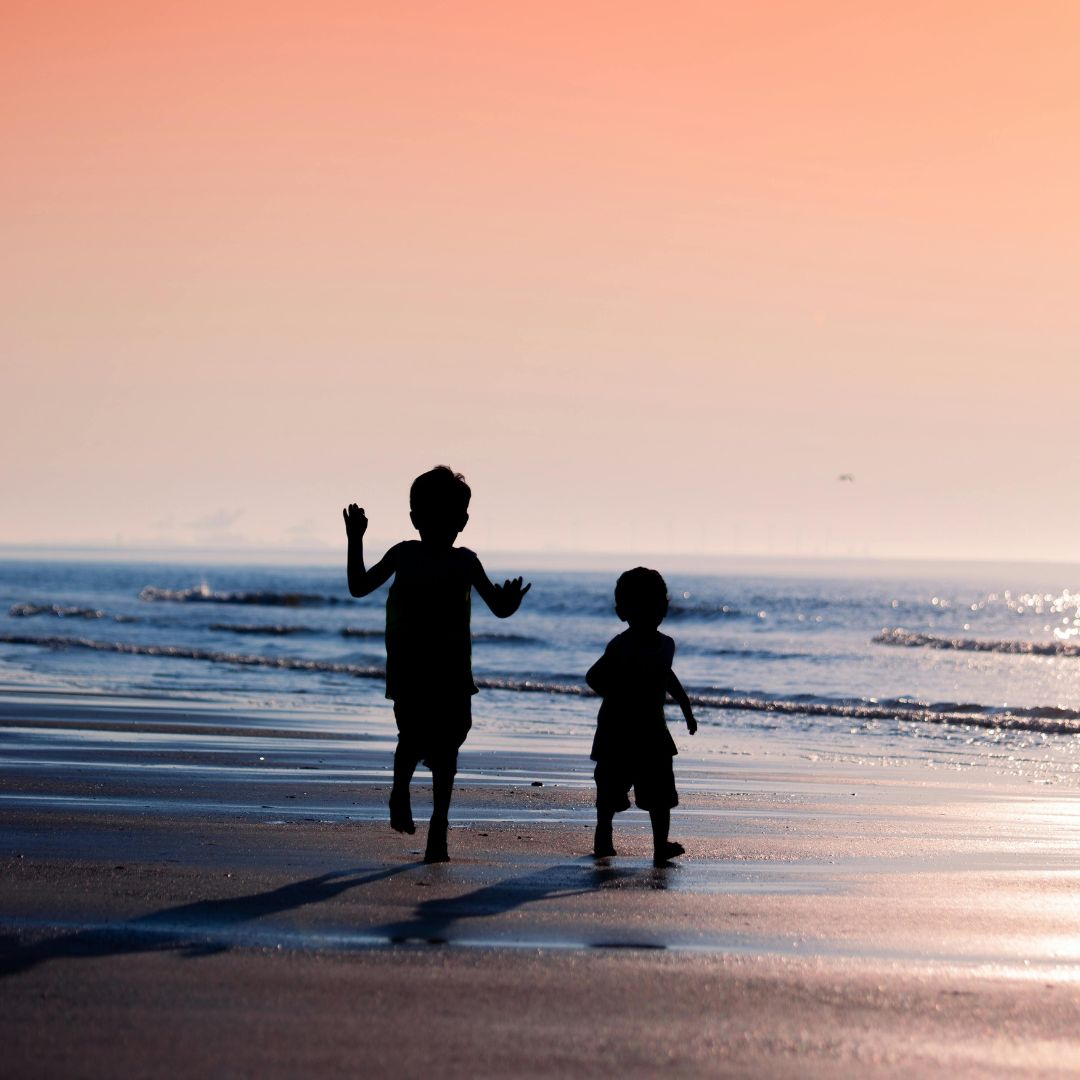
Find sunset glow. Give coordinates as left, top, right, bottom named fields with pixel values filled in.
left=4, top=2, right=1079, bottom=560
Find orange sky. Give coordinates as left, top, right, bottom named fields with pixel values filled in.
left=4, top=2, right=1079, bottom=561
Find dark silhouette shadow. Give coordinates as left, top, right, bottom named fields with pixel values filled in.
left=0, top=863, right=417, bottom=979
left=370, top=860, right=669, bottom=945
left=0, top=859, right=676, bottom=978
left=344, top=466, right=531, bottom=862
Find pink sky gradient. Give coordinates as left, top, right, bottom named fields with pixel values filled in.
left=4, top=3, right=1079, bottom=561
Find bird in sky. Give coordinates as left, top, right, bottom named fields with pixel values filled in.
left=837, top=474, right=855, bottom=483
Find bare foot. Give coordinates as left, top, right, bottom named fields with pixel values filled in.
left=389, top=788, right=415, bottom=834
left=653, top=841, right=684, bottom=867
left=423, top=832, right=449, bottom=864
left=593, top=824, right=616, bottom=858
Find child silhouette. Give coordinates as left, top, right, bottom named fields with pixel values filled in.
left=586, top=567, right=697, bottom=867
left=344, top=466, right=530, bottom=863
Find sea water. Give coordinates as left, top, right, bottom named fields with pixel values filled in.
left=2, top=555, right=1080, bottom=783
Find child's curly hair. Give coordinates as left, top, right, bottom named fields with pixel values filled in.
left=614, top=567, right=669, bottom=626
left=409, top=466, right=471, bottom=525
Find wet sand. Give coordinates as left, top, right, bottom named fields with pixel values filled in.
left=3, top=685, right=1080, bottom=1077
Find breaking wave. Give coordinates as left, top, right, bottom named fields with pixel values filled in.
left=139, top=585, right=342, bottom=607
left=4, top=631, right=1080, bottom=736
left=339, top=628, right=540, bottom=644
left=875, top=628, right=1080, bottom=658
left=0, top=632, right=384, bottom=679
left=699, top=646, right=817, bottom=662
left=681, top=691, right=1080, bottom=735
left=472, top=631, right=542, bottom=644
left=11, top=604, right=105, bottom=619
left=666, top=602, right=743, bottom=619
left=9, top=603, right=137, bottom=623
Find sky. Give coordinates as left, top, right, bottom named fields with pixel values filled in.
left=3, top=2, right=1079, bottom=563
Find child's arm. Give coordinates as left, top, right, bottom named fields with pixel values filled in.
left=343, top=504, right=399, bottom=597
left=471, top=558, right=531, bottom=618
left=585, top=652, right=613, bottom=696
left=667, top=670, right=698, bottom=734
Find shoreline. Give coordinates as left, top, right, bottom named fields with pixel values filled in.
left=3, top=683, right=1080, bottom=1075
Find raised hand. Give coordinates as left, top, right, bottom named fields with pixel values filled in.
left=343, top=504, right=368, bottom=538
left=494, top=576, right=531, bottom=616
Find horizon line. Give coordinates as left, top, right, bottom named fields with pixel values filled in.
left=1, top=542, right=1078, bottom=576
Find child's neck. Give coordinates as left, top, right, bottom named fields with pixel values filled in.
left=417, top=530, right=459, bottom=551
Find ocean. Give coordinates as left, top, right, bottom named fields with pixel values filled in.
left=2, top=554, right=1079, bottom=788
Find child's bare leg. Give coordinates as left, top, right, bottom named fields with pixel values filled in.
left=430, top=764, right=453, bottom=828
left=593, top=809, right=616, bottom=857
left=650, top=807, right=684, bottom=866
left=423, top=761, right=454, bottom=863
left=389, top=744, right=417, bottom=834
left=649, top=807, right=669, bottom=852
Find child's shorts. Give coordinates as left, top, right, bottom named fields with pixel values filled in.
left=393, top=695, right=472, bottom=772
left=594, top=756, right=678, bottom=814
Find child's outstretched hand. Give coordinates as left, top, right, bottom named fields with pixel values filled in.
left=494, top=576, right=531, bottom=615
left=343, top=504, right=368, bottom=538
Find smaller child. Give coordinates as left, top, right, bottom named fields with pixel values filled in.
left=586, top=567, right=697, bottom=867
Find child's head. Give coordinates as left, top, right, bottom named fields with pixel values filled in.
left=614, top=567, right=669, bottom=628
left=409, top=466, right=471, bottom=542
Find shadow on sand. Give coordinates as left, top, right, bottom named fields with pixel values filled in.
left=370, top=860, right=670, bottom=946
left=0, top=860, right=672, bottom=977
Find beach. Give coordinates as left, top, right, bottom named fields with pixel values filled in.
left=7, top=0, right=1080, bottom=1071
left=3, top=683, right=1080, bottom=1077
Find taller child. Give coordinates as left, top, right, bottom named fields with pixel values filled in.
left=344, top=466, right=530, bottom=863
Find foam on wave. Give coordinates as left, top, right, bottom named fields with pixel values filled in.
left=472, top=632, right=542, bottom=644
left=4, top=631, right=1080, bottom=736
left=139, top=585, right=340, bottom=607
left=666, top=602, right=743, bottom=619
left=699, top=646, right=817, bottom=662
left=0, top=632, right=384, bottom=679
left=339, top=628, right=539, bottom=644
left=875, top=627, right=1080, bottom=658
left=10, top=604, right=105, bottom=619
left=9, top=603, right=137, bottom=623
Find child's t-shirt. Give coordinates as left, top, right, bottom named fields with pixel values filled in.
left=384, top=541, right=479, bottom=701
left=587, top=628, right=678, bottom=763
